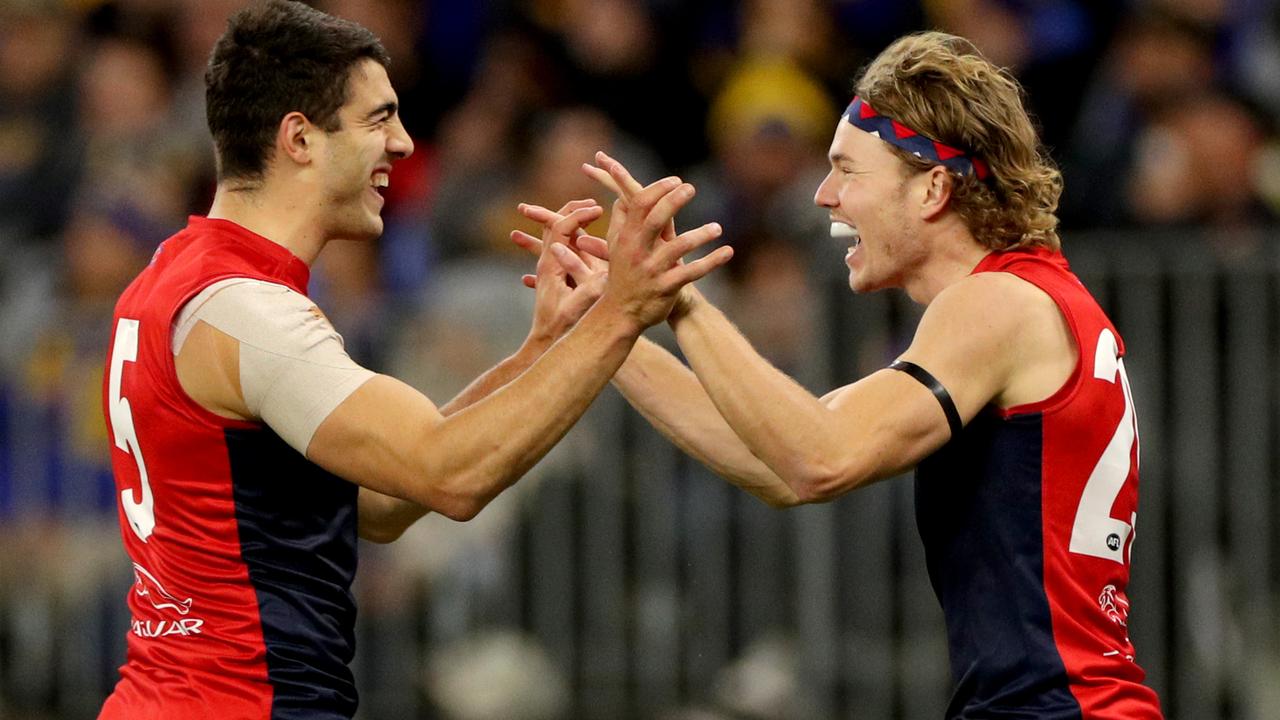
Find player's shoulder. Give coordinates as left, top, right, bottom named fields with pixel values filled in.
left=924, top=270, right=1058, bottom=336
left=909, top=264, right=1077, bottom=410
left=186, top=279, right=331, bottom=346
left=204, top=279, right=315, bottom=318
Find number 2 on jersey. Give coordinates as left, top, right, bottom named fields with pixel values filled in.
left=109, top=318, right=155, bottom=542
left=1069, top=328, right=1138, bottom=564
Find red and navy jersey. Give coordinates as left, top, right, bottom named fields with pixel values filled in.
left=99, top=217, right=359, bottom=720
left=915, top=247, right=1163, bottom=719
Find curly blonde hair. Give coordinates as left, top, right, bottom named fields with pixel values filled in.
left=856, top=32, right=1063, bottom=251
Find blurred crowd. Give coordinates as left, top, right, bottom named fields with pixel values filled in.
left=1, top=0, right=1279, bottom=715
left=5, top=0, right=1280, bottom=508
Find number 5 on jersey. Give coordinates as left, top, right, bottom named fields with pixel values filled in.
left=1069, top=328, right=1138, bottom=564
left=109, top=318, right=155, bottom=542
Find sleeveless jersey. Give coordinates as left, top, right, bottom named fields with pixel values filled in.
left=98, top=217, right=359, bottom=720
left=915, top=247, right=1163, bottom=719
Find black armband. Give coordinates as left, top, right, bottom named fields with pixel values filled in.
left=888, top=360, right=963, bottom=438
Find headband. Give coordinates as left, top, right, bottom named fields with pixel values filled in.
left=842, top=96, right=990, bottom=180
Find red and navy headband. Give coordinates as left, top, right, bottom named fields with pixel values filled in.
left=842, top=96, right=990, bottom=180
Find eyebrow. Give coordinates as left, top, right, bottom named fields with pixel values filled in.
left=364, top=101, right=398, bottom=122
left=829, top=152, right=854, bottom=165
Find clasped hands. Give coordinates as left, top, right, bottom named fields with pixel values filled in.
left=513, top=151, right=729, bottom=344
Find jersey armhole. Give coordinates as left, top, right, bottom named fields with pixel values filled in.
left=992, top=274, right=1085, bottom=419
left=159, top=276, right=267, bottom=431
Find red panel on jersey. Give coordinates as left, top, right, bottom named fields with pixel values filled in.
left=100, top=217, right=359, bottom=719
left=975, top=248, right=1162, bottom=719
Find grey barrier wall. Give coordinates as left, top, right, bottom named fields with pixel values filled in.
left=1, top=229, right=1279, bottom=719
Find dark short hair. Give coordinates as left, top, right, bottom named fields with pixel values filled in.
left=205, top=0, right=390, bottom=183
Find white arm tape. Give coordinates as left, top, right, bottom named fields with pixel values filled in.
left=172, top=278, right=376, bottom=454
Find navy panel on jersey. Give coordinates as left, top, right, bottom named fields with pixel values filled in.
left=915, top=410, right=1083, bottom=720
left=226, top=428, right=359, bottom=720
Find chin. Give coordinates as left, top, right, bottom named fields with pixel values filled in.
left=346, top=217, right=385, bottom=242
left=848, top=271, right=886, bottom=295
left=848, top=271, right=869, bottom=294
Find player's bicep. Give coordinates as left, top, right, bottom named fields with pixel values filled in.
left=893, top=275, right=1029, bottom=424
left=306, top=374, right=445, bottom=503
left=821, top=369, right=957, bottom=482
left=814, top=277, right=1029, bottom=486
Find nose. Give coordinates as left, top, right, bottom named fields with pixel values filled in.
left=814, top=170, right=837, bottom=208
left=388, top=119, right=414, bottom=161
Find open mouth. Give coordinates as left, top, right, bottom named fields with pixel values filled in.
left=371, top=171, right=390, bottom=197
left=831, top=221, right=860, bottom=248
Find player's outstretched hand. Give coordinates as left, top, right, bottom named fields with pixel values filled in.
left=582, top=151, right=724, bottom=321
left=591, top=169, right=732, bottom=330
left=581, top=150, right=678, bottom=251
left=510, top=199, right=608, bottom=347
left=512, top=201, right=609, bottom=289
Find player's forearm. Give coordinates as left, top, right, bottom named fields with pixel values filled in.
left=439, top=337, right=547, bottom=416
left=615, top=337, right=800, bottom=507
left=670, top=291, right=854, bottom=500
left=357, top=345, right=548, bottom=542
left=415, top=299, right=639, bottom=519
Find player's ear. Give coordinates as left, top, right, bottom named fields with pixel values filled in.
left=277, top=112, right=313, bottom=166
left=918, top=165, right=953, bottom=221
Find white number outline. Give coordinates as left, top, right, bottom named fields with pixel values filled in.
left=109, top=318, right=155, bottom=542
left=1069, top=328, right=1139, bottom=564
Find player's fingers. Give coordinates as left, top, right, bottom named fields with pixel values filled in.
left=596, top=151, right=645, bottom=197
left=610, top=196, right=629, bottom=223
left=655, top=221, right=721, bottom=266
left=582, top=162, right=624, bottom=197
left=549, top=242, right=597, bottom=286
left=575, top=234, right=611, bottom=262
left=620, top=171, right=679, bottom=212
left=555, top=198, right=598, bottom=216
left=639, top=183, right=695, bottom=242
left=537, top=242, right=570, bottom=279
left=604, top=196, right=628, bottom=251
left=597, top=151, right=675, bottom=241
left=518, top=202, right=562, bottom=227
left=511, top=230, right=544, bottom=256
left=520, top=203, right=597, bottom=243
left=551, top=205, right=603, bottom=238
left=567, top=232, right=600, bottom=249
left=522, top=273, right=537, bottom=289
left=590, top=153, right=676, bottom=241
left=665, top=245, right=734, bottom=286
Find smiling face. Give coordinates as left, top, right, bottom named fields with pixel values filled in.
left=813, top=118, right=929, bottom=293
left=311, top=58, right=413, bottom=242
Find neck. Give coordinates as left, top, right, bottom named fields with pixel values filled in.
left=902, top=222, right=990, bottom=305
left=206, top=180, right=327, bottom=265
